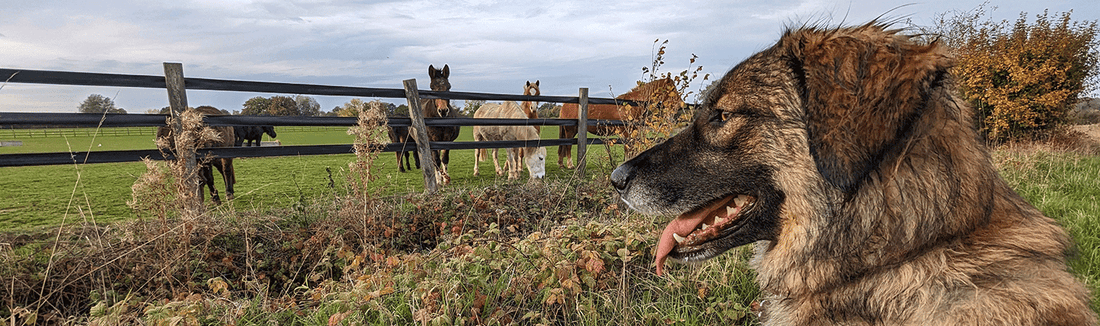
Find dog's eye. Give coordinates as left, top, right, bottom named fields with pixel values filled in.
left=713, top=111, right=736, bottom=123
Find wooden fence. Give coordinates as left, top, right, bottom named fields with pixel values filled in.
left=0, top=64, right=634, bottom=193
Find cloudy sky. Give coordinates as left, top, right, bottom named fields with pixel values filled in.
left=1, top=0, right=1096, bottom=114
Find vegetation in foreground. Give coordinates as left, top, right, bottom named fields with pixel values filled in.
left=2, top=177, right=760, bottom=325
left=0, top=140, right=1098, bottom=325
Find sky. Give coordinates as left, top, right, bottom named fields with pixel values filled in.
left=1, top=0, right=1097, bottom=114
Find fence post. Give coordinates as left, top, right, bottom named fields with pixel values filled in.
left=577, top=88, right=589, bottom=179
left=403, top=79, right=438, bottom=194
left=164, top=62, right=201, bottom=214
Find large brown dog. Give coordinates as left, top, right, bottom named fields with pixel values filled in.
left=610, top=23, right=1096, bottom=325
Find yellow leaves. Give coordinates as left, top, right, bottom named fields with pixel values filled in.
left=939, top=6, right=1098, bottom=141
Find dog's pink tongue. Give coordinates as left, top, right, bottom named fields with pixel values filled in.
left=655, top=210, right=709, bottom=276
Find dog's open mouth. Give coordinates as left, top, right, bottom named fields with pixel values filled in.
left=655, top=194, right=756, bottom=276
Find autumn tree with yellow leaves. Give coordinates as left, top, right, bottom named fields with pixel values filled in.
left=929, top=5, right=1099, bottom=141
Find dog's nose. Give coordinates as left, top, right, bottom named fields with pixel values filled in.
left=610, top=163, right=633, bottom=192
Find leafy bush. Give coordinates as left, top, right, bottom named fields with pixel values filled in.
left=930, top=6, right=1099, bottom=141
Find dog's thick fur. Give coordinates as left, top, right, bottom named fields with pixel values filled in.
left=611, top=23, right=1096, bottom=325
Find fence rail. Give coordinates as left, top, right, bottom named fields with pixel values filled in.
left=0, top=64, right=634, bottom=192
left=0, top=68, right=636, bottom=105
left=0, top=127, right=157, bottom=138
left=0, top=112, right=625, bottom=128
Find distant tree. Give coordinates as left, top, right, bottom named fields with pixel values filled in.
left=266, top=96, right=300, bottom=116
left=239, top=95, right=321, bottom=116
left=321, top=106, right=340, bottom=117
left=393, top=104, right=410, bottom=117
left=78, top=94, right=126, bottom=114
left=333, top=98, right=369, bottom=117
left=463, top=100, right=485, bottom=118
left=241, top=96, right=272, bottom=115
left=295, top=95, right=321, bottom=116
left=929, top=6, right=1099, bottom=141
left=537, top=103, right=560, bottom=118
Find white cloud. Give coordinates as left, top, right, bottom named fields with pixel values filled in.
left=1, top=0, right=1096, bottom=113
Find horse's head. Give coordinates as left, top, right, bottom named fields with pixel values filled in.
left=262, top=126, right=277, bottom=138
left=524, top=80, right=540, bottom=96
left=428, top=64, right=451, bottom=91
left=524, top=146, right=547, bottom=179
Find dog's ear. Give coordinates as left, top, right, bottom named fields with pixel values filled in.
left=784, top=24, right=950, bottom=192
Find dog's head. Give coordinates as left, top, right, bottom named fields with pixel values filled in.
left=611, top=23, right=952, bottom=275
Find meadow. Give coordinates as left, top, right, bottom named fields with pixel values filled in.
left=0, top=126, right=624, bottom=230
left=1, top=125, right=1098, bottom=325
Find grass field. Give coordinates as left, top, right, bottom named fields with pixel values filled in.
left=2, top=126, right=1099, bottom=325
left=0, top=126, right=625, bottom=230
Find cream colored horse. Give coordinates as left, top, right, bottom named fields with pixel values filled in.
left=472, top=100, right=546, bottom=180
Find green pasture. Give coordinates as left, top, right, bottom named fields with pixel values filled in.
left=0, top=126, right=625, bottom=230
left=4, top=125, right=1100, bottom=323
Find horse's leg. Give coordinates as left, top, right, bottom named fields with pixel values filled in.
left=441, top=149, right=450, bottom=174
left=412, top=149, right=421, bottom=169
left=432, top=150, right=443, bottom=173
left=221, top=158, right=235, bottom=200
left=492, top=148, right=504, bottom=176
left=202, top=164, right=220, bottom=205
left=505, top=148, right=519, bottom=180
left=558, top=126, right=576, bottom=169
left=396, top=151, right=406, bottom=173
left=473, top=148, right=480, bottom=176
left=472, top=133, right=482, bottom=176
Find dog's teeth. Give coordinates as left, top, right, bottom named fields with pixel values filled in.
left=673, top=233, right=686, bottom=244
left=714, top=216, right=726, bottom=225
left=702, top=223, right=709, bottom=230
left=734, top=195, right=747, bottom=208
left=726, top=205, right=736, bottom=216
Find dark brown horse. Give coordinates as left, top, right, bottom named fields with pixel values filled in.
left=156, top=106, right=236, bottom=204
left=420, top=64, right=461, bottom=175
left=234, top=125, right=277, bottom=147
left=387, top=122, right=420, bottom=173
left=557, top=78, right=682, bottom=168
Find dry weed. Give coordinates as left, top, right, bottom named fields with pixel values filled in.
left=619, top=40, right=709, bottom=157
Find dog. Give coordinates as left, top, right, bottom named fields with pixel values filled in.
left=610, top=22, right=1096, bottom=325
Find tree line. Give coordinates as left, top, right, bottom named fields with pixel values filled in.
left=78, top=94, right=565, bottom=118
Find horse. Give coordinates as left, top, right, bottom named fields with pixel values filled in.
left=520, top=80, right=540, bottom=132
left=234, top=125, right=277, bottom=147
left=156, top=106, right=236, bottom=205
left=387, top=122, right=420, bottom=173
left=420, top=64, right=461, bottom=177
left=557, top=78, right=683, bottom=168
left=472, top=101, right=547, bottom=180
left=474, top=80, right=541, bottom=168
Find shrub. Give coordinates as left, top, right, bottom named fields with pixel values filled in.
left=929, top=6, right=1099, bottom=142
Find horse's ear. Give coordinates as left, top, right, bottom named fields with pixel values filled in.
left=535, top=80, right=539, bottom=87
left=428, top=65, right=436, bottom=78
left=441, top=64, right=450, bottom=78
